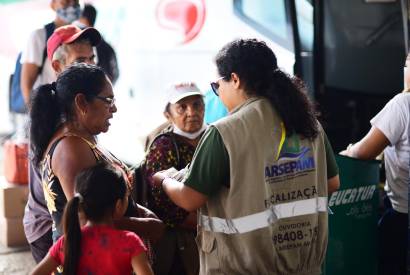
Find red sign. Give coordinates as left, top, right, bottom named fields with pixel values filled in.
left=156, top=0, right=206, bottom=44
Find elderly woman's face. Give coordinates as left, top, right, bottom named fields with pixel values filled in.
left=166, top=95, right=205, bottom=133
left=82, top=78, right=117, bottom=135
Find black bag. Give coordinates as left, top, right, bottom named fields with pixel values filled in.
left=132, top=131, right=180, bottom=207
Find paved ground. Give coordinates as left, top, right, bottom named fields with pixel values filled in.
left=0, top=244, right=35, bottom=275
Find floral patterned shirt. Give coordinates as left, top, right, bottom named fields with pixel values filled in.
left=145, top=133, right=199, bottom=227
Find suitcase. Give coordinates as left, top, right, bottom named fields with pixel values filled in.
left=3, top=140, right=28, bottom=185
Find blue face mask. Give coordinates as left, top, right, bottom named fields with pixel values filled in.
left=57, top=5, right=81, bottom=23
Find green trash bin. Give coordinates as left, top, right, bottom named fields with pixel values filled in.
left=324, top=155, right=380, bottom=275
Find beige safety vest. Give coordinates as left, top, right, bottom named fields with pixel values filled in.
left=196, top=97, right=328, bottom=275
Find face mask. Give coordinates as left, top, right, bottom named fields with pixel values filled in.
left=173, top=123, right=208, bottom=140
left=57, top=5, right=81, bottom=23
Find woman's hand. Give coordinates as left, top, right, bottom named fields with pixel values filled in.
left=152, top=172, right=166, bottom=188
left=152, top=167, right=182, bottom=187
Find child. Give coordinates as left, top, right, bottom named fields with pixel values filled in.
left=30, top=163, right=154, bottom=275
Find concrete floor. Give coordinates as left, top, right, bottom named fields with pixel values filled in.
left=0, top=244, right=35, bottom=275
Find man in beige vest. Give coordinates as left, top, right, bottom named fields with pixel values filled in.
left=153, top=39, right=340, bottom=274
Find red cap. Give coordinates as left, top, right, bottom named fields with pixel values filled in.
left=47, top=25, right=101, bottom=61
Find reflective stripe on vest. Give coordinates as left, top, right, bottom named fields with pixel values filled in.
left=199, top=197, right=328, bottom=234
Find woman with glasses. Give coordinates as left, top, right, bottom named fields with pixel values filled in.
left=153, top=39, right=340, bottom=274
left=29, top=63, right=164, bottom=255
left=144, top=83, right=205, bottom=275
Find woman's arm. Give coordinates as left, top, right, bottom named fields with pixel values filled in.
left=152, top=175, right=208, bottom=212
left=131, top=253, right=154, bottom=275
left=30, top=254, right=59, bottom=275
left=136, top=203, right=160, bottom=219
left=327, top=175, right=340, bottom=195
left=341, top=126, right=390, bottom=160
left=52, top=136, right=98, bottom=200
left=114, top=217, right=165, bottom=243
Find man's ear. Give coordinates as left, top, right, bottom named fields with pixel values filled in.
left=51, top=60, right=63, bottom=75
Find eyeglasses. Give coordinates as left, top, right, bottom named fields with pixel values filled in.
left=210, top=76, right=225, bottom=96
left=94, top=96, right=116, bottom=108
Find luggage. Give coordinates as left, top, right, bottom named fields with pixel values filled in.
left=3, top=140, right=28, bottom=185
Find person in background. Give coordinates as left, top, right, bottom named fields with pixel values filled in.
left=153, top=39, right=340, bottom=274
left=23, top=25, right=101, bottom=264
left=203, top=88, right=228, bottom=123
left=29, top=63, right=164, bottom=262
left=76, top=3, right=120, bottom=84
left=30, top=163, right=154, bottom=275
left=144, top=83, right=204, bottom=275
left=341, top=55, right=410, bottom=275
left=21, top=0, right=81, bottom=105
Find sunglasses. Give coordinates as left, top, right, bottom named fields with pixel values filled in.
left=210, top=76, right=226, bottom=96
left=94, top=95, right=116, bottom=108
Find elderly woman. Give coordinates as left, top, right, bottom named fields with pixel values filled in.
left=29, top=63, right=164, bottom=247
left=144, top=83, right=206, bottom=275
left=153, top=39, right=340, bottom=274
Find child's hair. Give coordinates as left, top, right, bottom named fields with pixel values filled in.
left=62, top=162, right=128, bottom=275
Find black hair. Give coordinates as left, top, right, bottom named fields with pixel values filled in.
left=62, top=163, right=128, bottom=275
left=215, top=39, right=319, bottom=139
left=29, top=63, right=107, bottom=167
left=81, top=4, right=97, bottom=27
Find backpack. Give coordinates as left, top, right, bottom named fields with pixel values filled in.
left=9, top=22, right=55, bottom=113
left=132, top=129, right=180, bottom=207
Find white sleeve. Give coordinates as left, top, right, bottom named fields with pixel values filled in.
left=20, top=28, right=46, bottom=66
left=370, top=94, right=406, bottom=146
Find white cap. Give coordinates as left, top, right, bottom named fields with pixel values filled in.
left=166, top=83, right=202, bottom=104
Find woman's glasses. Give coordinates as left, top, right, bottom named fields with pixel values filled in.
left=210, top=76, right=225, bottom=96
left=94, top=96, right=116, bottom=108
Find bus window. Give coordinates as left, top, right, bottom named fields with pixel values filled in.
left=234, top=0, right=293, bottom=51
left=294, top=0, right=314, bottom=96
left=295, top=0, right=314, bottom=51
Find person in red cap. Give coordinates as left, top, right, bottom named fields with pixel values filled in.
left=23, top=24, right=101, bottom=264
left=47, top=25, right=101, bottom=74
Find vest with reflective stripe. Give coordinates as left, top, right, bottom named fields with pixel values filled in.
left=197, top=97, right=328, bottom=275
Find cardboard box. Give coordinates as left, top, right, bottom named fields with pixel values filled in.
left=0, top=178, right=29, bottom=218
left=0, top=217, right=28, bottom=247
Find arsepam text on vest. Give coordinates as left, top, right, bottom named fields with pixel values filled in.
left=265, top=147, right=316, bottom=184
left=265, top=157, right=315, bottom=177
left=328, top=185, right=376, bottom=207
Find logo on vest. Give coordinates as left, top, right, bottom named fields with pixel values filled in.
left=265, top=141, right=315, bottom=184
